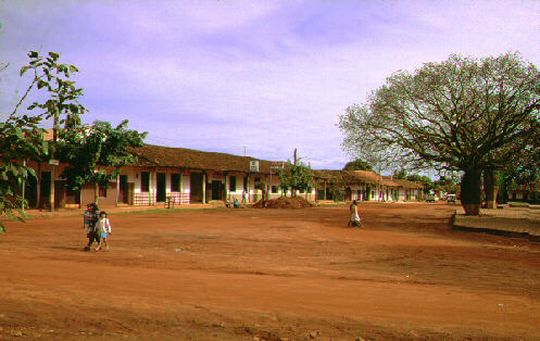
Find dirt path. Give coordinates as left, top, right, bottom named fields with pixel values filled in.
left=1, top=203, right=539, bottom=340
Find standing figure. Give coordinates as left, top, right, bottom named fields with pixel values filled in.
left=242, top=189, right=248, bottom=204
left=83, top=203, right=100, bottom=251
left=347, top=200, right=361, bottom=227
left=95, top=211, right=112, bottom=251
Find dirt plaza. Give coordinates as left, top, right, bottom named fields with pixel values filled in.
left=1, top=203, right=539, bottom=340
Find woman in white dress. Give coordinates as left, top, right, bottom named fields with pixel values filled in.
left=348, top=200, right=361, bottom=227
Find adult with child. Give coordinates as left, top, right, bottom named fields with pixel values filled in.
left=83, top=203, right=100, bottom=251
left=347, top=200, right=361, bottom=227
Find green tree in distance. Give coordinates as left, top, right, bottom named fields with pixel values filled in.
left=277, top=148, right=313, bottom=198
left=343, top=159, right=373, bottom=171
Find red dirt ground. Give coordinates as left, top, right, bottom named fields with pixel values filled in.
left=1, top=203, right=539, bottom=340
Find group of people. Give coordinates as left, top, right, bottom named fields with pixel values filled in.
left=83, top=203, right=112, bottom=251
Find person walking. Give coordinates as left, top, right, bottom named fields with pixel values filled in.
left=83, top=203, right=100, bottom=251
left=347, top=200, right=361, bottom=227
left=95, top=211, right=112, bottom=252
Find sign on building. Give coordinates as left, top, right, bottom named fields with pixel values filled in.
left=249, top=160, right=259, bottom=172
left=270, top=161, right=285, bottom=169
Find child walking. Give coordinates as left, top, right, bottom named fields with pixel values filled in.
left=95, top=211, right=112, bottom=251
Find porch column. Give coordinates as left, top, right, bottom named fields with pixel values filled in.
left=246, top=174, right=250, bottom=203
left=50, top=165, right=55, bottom=211
left=265, top=175, right=269, bottom=201
left=179, top=173, right=183, bottom=205
left=224, top=173, right=228, bottom=201
left=202, top=172, right=207, bottom=204
left=148, top=170, right=153, bottom=205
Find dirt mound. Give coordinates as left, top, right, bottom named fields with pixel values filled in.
left=252, top=196, right=315, bottom=209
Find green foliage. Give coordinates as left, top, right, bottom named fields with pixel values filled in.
left=328, top=177, right=345, bottom=202
left=343, top=159, right=373, bottom=171
left=0, top=115, right=48, bottom=232
left=434, top=176, right=459, bottom=194
left=392, top=169, right=407, bottom=179
left=57, top=120, right=146, bottom=199
left=277, top=149, right=314, bottom=197
left=0, top=52, right=63, bottom=231
left=404, top=174, right=434, bottom=193
left=19, top=51, right=86, bottom=136
left=501, top=122, right=540, bottom=185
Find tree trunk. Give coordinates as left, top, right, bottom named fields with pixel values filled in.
left=94, top=182, right=99, bottom=205
left=483, top=169, right=499, bottom=209
left=461, top=168, right=482, bottom=216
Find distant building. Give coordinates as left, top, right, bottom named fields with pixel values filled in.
left=16, top=142, right=425, bottom=209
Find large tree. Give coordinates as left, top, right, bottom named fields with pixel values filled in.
left=20, top=51, right=86, bottom=210
left=57, top=120, right=146, bottom=204
left=340, top=52, right=540, bottom=215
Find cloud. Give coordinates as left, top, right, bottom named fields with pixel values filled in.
left=1, top=0, right=539, bottom=169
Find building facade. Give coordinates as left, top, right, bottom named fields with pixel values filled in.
left=18, top=145, right=422, bottom=210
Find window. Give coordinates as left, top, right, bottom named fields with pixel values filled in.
left=99, top=184, right=107, bottom=197
left=171, top=174, right=181, bottom=192
left=229, top=176, right=236, bottom=192
left=271, top=185, right=278, bottom=193
left=141, top=172, right=150, bottom=192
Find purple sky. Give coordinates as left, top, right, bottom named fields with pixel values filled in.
left=1, top=0, right=539, bottom=169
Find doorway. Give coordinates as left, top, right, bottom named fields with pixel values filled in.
left=40, top=171, right=51, bottom=209
left=156, top=173, right=166, bottom=202
left=190, top=172, right=204, bottom=202
left=211, top=180, right=223, bottom=201
left=119, top=175, right=129, bottom=204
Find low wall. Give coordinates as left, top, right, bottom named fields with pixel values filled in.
left=452, top=207, right=540, bottom=240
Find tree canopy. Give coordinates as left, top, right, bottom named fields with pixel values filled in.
left=21, top=51, right=86, bottom=142
left=339, top=52, right=540, bottom=215
left=343, top=159, right=373, bottom=171
left=57, top=120, right=146, bottom=203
